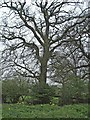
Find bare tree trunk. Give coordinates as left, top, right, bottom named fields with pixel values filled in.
left=38, top=41, right=50, bottom=85
left=39, top=61, right=47, bottom=85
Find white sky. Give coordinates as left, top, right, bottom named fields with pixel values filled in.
left=0, top=0, right=87, bottom=51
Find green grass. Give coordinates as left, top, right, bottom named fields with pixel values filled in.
left=2, top=103, right=88, bottom=118
left=0, top=104, right=2, bottom=119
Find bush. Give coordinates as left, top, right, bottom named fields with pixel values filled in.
left=21, top=96, right=34, bottom=105
left=58, top=77, right=88, bottom=106
left=30, top=84, right=55, bottom=104
left=2, top=78, right=30, bottom=103
left=50, top=97, right=59, bottom=105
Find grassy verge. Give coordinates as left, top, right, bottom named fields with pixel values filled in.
left=0, top=104, right=2, bottom=119
left=2, top=103, right=88, bottom=118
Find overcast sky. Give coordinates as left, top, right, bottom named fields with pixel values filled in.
left=0, top=0, right=87, bottom=51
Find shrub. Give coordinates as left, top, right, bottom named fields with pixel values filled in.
left=50, top=97, right=59, bottom=105
left=30, top=84, right=55, bottom=104
left=2, top=78, right=29, bottom=103
left=58, top=77, right=88, bottom=106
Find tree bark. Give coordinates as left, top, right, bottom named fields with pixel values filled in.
left=39, top=43, right=50, bottom=85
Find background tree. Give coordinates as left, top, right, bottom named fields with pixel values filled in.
left=49, top=49, right=88, bottom=105
left=50, top=52, right=88, bottom=105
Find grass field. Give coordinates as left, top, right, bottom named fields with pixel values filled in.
left=2, top=103, right=88, bottom=118
left=0, top=104, right=2, bottom=119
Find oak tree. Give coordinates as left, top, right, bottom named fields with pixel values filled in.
left=0, top=0, right=88, bottom=87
